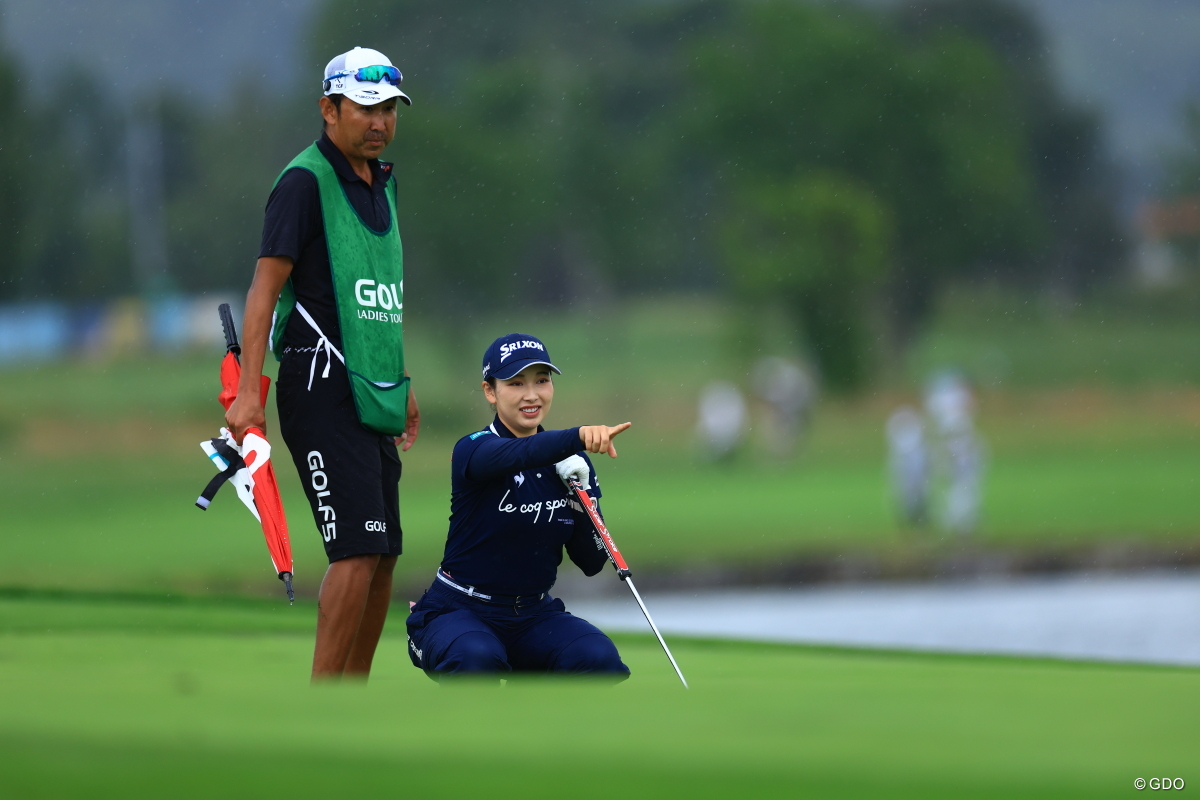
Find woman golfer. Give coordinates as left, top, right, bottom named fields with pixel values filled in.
left=406, top=333, right=631, bottom=680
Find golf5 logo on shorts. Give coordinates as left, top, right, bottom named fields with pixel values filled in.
left=365, top=520, right=387, bottom=532
left=307, top=451, right=337, bottom=542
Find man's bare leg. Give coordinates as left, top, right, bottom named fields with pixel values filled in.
left=312, top=554, right=381, bottom=681
left=344, top=555, right=398, bottom=678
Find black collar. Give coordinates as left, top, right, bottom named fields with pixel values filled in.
left=490, top=415, right=544, bottom=439
left=316, top=131, right=393, bottom=186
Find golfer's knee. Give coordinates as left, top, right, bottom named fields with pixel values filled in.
left=440, top=632, right=509, bottom=674
left=331, top=553, right=381, bottom=578
left=556, top=634, right=629, bottom=677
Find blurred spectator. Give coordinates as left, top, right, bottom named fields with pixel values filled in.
left=696, top=381, right=748, bottom=462
left=83, top=298, right=145, bottom=358
left=0, top=303, right=70, bottom=364
left=148, top=296, right=190, bottom=349
left=148, top=295, right=238, bottom=351
left=885, top=405, right=930, bottom=527
left=752, top=357, right=816, bottom=458
left=924, top=372, right=986, bottom=535
left=941, top=427, right=985, bottom=536
left=0, top=296, right=239, bottom=365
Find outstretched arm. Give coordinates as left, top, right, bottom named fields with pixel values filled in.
left=463, top=428, right=584, bottom=482
left=463, top=422, right=632, bottom=482
left=225, top=256, right=293, bottom=442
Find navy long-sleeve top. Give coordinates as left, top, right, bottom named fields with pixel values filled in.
left=438, top=416, right=609, bottom=596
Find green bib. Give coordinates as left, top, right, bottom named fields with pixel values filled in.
left=269, top=142, right=409, bottom=436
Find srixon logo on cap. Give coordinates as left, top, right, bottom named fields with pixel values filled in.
left=499, top=340, right=545, bottom=362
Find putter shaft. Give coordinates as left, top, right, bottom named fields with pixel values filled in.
left=568, top=479, right=688, bottom=688
left=624, top=576, right=688, bottom=688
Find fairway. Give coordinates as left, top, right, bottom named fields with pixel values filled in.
left=0, top=592, right=1194, bottom=798
left=1, top=347, right=1198, bottom=596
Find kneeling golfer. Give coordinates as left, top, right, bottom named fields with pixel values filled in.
left=406, top=333, right=631, bottom=681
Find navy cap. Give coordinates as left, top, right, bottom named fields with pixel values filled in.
left=482, top=333, right=561, bottom=381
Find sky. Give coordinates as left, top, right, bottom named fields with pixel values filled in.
left=1008, top=0, right=1200, bottom=195
left=0, top=0, right=323, bottom=103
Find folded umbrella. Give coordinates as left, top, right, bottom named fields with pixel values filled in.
left=195, top=303, right=295, bottom=604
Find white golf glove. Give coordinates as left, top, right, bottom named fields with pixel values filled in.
left=555, top=454, right=590, bottom=490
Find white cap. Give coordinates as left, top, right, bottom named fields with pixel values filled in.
left=323, top=47, right=411, bottom=106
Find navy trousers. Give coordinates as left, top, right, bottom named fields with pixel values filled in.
left=405, top=582, right=630, bottom=682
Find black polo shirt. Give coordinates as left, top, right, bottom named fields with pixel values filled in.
left=258, top=132, right=396, bottom=353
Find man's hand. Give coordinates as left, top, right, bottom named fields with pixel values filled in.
left=225, top=393, right=266, bottom=444
left=395, top=385, right=420, bottom=452
left=555, top=454, right=590, bottom=490
left=228, top=255, right=293, bottom=443
left=579, top=422, right=631, bottom=458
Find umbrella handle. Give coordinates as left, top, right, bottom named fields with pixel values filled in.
left=219, top=303, right=241, bottom=358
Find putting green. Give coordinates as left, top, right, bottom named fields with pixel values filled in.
left=0, top=593, right=1193, bottom=798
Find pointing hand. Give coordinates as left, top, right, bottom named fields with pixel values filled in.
left=578, top=422, right=632, bottom=459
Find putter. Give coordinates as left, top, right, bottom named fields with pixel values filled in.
left=567, top=477, right=688, bottom=688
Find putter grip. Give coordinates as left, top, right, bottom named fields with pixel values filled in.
left=218, top=303, right=241, bottom=356
left=570, top=479, right=631, bottom=577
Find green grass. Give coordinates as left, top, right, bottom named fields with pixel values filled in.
left=0, top=381, right=1197, bottom=595
left=1, top=416, right=1196, bottom=596
left=0, top=592, right=1194, bottom=798
left=0, top=295, right=1197, bottom=595
left=906, top=285, right=1200, bottom=387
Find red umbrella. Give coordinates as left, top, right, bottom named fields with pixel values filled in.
left=195, top=304, right=295, bottom=603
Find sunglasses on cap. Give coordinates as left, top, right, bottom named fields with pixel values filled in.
left=323, top=65, right=404, bottom=91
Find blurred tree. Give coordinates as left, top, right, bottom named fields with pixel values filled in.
left=302, top=0, right=1063, bottom=388
left=0, top=0, right=1109, bottom=392
left=161, top=89, right=312, bottom=293
left=722, top=173, right=890, bottom=388
left=688, top=0, right=1041, bottom=386
left=17, top=65, right=130, bottom=300
left=1161, top=101, right=1200, bottom=198
left=0, top=33, right=28, bottom=300
left=306, top=0, right=685, bottom=312
left=894, top=0, right=1124, bottom=302
left=1146, top=102, right=1200, bottom=279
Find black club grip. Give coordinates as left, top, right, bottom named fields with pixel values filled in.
left=218, top=303, right=241, bottom=358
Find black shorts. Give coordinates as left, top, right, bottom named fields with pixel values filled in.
left=276, top=351, right=402, bottom=563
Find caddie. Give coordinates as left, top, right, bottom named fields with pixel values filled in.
left=405, top=333, right=631, bottom=681
left=225, top=46, right=419, bottom=681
